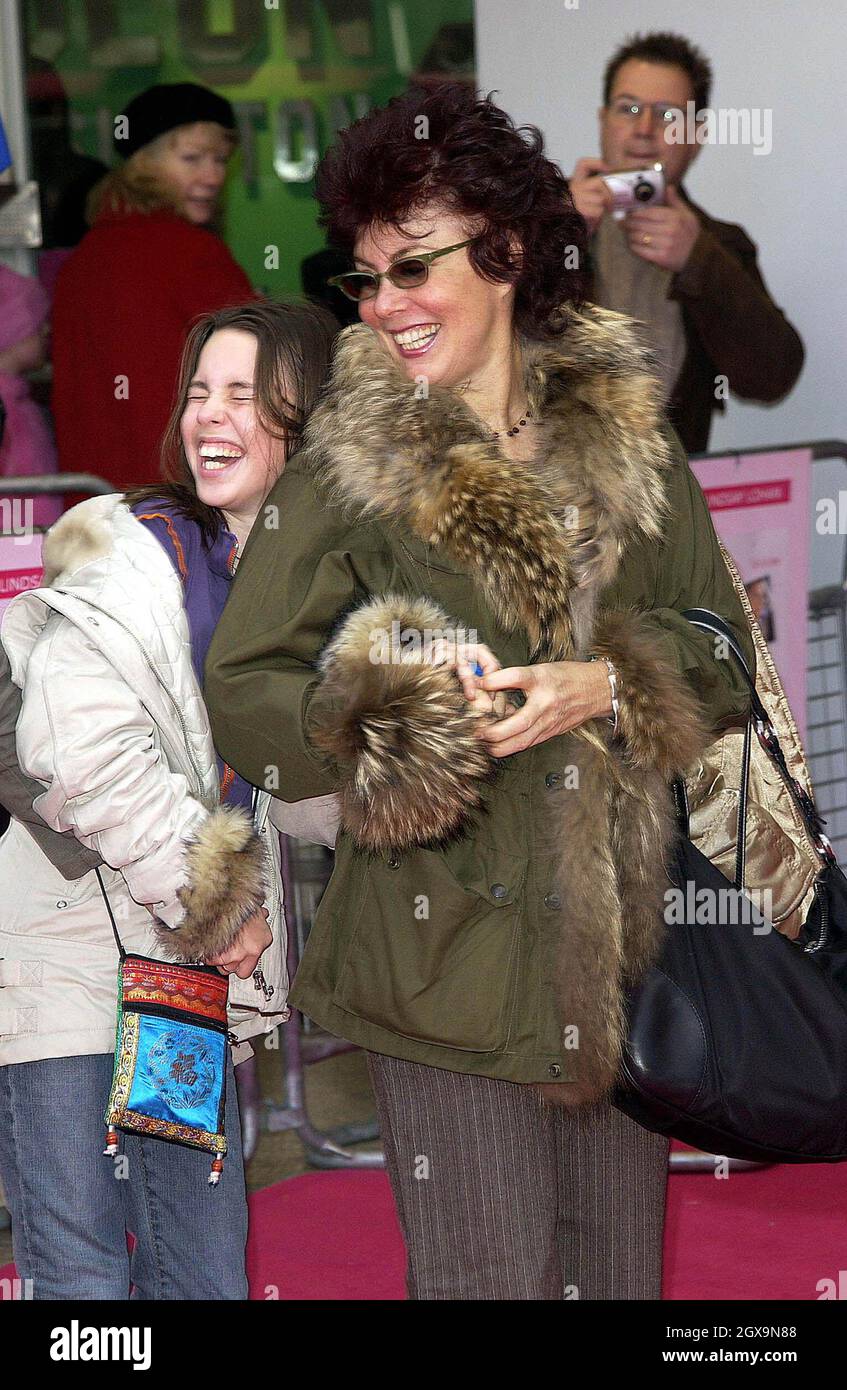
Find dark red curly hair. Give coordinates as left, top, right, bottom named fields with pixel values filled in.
left=315, top=82, right=588, bottom=341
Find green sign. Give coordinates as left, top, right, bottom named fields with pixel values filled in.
left=24, top=0, right=474, bottom=293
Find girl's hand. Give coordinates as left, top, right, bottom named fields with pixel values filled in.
left=208, top=908, right=272, bottom=979
left=476, top=660, right=613, bottom=757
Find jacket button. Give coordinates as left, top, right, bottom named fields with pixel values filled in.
left=548, top=1063, right=562, bottom=1078
left=544, top=892, right=562, bottom=910
left=56, top=900, right=68, bottom=909
left=490, top=883, right=508, bottom=900
left=387, top=853, right=401, bottom=870
left=545, top=771, right=562, bottom=789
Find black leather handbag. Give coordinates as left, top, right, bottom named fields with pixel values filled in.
left=613, top=609, right=847, bottom=1163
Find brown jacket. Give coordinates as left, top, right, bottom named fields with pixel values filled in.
left=586, top=189, right=805, bottom=453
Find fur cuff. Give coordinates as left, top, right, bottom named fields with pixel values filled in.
left=158, top=806, right=266, bottom=962
left=309, top=594, right=492, bottom=851
left=591, top=608, right=710, bottom=779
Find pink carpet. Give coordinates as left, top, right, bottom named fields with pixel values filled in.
left=3, top=1158, right=845, bottom=1299
left=662, top=1153, right=847, bottom=1300
left=245, top=1170, right=406, bottom=1301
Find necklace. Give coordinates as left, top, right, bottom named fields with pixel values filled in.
left=490, top=406, right=533, bottom=440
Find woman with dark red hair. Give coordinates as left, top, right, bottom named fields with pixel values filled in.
left=207, top=83, right=753, bottom=1300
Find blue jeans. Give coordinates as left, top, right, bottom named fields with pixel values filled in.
left=0, top=1052, right=249, bottom=1300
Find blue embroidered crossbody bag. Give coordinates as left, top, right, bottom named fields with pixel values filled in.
left=97, top=869, right=230, bottom=1184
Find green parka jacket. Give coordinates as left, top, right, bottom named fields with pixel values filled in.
left=205, top=306, right=754, bottom=1101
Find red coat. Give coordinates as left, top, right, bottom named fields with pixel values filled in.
left=51, top=209, right=254, bottom=491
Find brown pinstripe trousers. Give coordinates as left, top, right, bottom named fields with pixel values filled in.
left=367, top=1051, right=670, bottom=1301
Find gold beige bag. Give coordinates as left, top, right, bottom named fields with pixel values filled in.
left=683, top=543, right=832, bottom=939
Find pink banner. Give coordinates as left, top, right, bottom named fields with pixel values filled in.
left=0, top=534, right=43, bottom=620
left=690, top=449, right=811, bottom=742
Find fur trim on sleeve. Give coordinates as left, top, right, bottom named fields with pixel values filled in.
left=309, top=594, right=492, bottom=851
left=157, top=806, right=266, bottom=962
left=591, top=608, right=711, bottom=779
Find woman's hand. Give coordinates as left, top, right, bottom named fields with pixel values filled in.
left=476, top=660, right=613, bottom=757
left=208, top=908, right=272, bottom=979
left=429, top=639, right=510, bottom=719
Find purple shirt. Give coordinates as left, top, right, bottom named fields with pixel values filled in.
left=130, top=498, right=253, bottom=813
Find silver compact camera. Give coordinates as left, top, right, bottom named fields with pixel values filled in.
left=600, top=163, right=665, bottom=220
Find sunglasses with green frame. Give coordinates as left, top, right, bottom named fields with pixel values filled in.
left=327, top=239, right=474, bottom=303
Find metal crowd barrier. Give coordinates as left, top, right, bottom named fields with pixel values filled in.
left=0, top=473, right=117, bottom=497
left=264, top=835, right=383, bottom=1168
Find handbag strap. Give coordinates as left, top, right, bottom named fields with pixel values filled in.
left=95, top=867, right=126, bottom=962
left=677, top=608, right=835, bottom=878
left=683, top=607, right=768, bottom=725
left=735, top=715, right=752, bottom=890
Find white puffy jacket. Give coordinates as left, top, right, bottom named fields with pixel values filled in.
left=0, top=495, right=338, bottom=1066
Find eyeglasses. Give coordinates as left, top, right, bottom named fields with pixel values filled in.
left=608, top=98, right=683, bottom=125
left=327, top=239, right=474, bottom=303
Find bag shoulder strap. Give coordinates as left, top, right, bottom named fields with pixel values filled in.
left=682, top=606, right=758, bottom=699
left=95, top=791, right=261, bottom=970
left=96, top=868, right=126, bottom=962
left=718, top=540, right=817, bottom=803
left=681, top=608, right=754, bottom=887
left=680, top=607, right=833, bottom=867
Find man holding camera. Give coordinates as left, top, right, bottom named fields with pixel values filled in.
left=569, top=32, right=803, bottom=453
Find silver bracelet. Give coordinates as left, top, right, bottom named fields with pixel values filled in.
left=588, top=654, right=620, bottom=734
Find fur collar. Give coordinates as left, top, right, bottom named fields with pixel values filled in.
left=40, top=494, right=124, bottom=587
left=303, top=304, right=673, bottom=658
left=306, top=305, right=711, bottom=1102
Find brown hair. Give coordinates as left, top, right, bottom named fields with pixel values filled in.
left=125, top=298, right=338, bottom=547
left=603, top=32, right=712, bottom=112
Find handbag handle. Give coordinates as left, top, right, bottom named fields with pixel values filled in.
left=675, top=608, right=835, bottom=882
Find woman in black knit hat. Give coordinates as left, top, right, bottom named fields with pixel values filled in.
left=51, top=83, right=256, bottom=494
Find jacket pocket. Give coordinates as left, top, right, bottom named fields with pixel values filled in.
left=331, top=841, right=524, bottom=1052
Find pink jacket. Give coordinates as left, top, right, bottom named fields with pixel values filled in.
left=0, top=371, right=62, bottom=529
left=0, top=265, right=62, bottom=529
